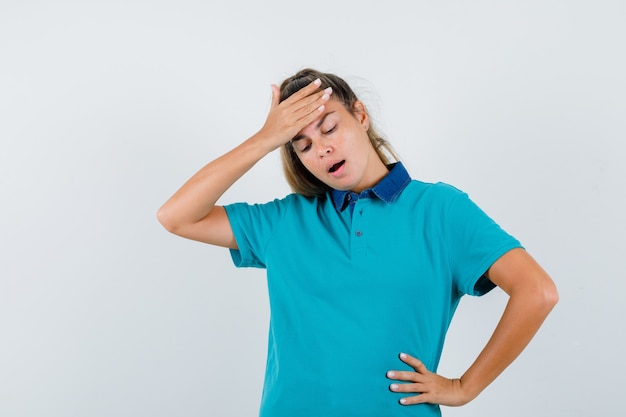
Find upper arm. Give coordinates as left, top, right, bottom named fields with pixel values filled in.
left=164, top=205, right=238, bottom=249
left=486, top=248, right=558, bottom=303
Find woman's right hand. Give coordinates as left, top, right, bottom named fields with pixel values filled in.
left=157, top=78, right=331, bottom=247
left=256, top=78, right=333, bottom=150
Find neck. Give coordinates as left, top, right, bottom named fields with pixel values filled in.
left=352, top=157, right=389, bottom=193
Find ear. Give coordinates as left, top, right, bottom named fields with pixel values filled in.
left=352, top=100, right=369, bottom=127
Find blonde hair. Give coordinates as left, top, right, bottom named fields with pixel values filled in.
left=279, top=68, right=399, bottom=198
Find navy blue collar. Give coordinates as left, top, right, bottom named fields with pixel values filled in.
left=331, top=162, right=411, bottom=212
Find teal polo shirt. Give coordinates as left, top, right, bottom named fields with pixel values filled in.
left=224, top=163, right=521, bottom=417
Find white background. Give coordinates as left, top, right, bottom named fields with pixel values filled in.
left=1, top=1, right=624, bottom=416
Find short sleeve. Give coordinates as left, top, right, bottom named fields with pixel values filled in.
left=442, top=187, right=523, bottom=296
left=223, top=196, right=292, bottom=269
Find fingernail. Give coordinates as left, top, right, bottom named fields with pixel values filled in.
left=387, top=371, right=395, bottom=378
left=390, top=384, right=399, bottom=391
left=313, top=78, right=321, bottom=86
left=400, top=353, right=407, bottom=359
left=400, top=398, right=407, bottom=405
left=324, top=87, right=332, bottom=94
left=322, top=93, right=329, bottom=100
left=317, top=104, right=325, bottom=112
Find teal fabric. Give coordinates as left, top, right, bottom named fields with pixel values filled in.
left=224, top=180, right=521, bottom=417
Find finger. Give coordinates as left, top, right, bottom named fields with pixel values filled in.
left=292, top=87, right=332, bottom=122
left=283, top=77, right=322, bottom=103
left=285, top=84, right=331, bottom=115
left=398, top=393, right=431, bottom=406
left=386, top=370, right=423, bottom=382
left=389, top=382, right=424, bottom=393
left=399, top=352, right=430, bottom=375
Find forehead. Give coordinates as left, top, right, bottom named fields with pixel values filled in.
left=295, top=100, right=349, bottom=137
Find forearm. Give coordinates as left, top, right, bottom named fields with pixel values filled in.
left=157, top=133, right=273, bottom=231
left=158, top=79, right=329, bottom=234
left=387, top=249, right=558, bottom=407
left=459, top=282, right=558, bottom=401
left=459, top=249, right=559, bottom=402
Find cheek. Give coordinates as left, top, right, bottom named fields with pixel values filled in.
left=296, top=154, right=326, bottom=180
left=296, top=153, right=315, bottom=170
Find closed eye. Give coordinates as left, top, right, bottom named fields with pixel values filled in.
left=323, top=125, right=337, bottom=135
left=294, top=141, right=312, bottom=153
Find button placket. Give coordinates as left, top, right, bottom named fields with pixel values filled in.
left=350, top=199, right=369, bottom=256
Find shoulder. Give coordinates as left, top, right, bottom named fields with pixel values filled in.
left=226, top=192, right=310, bottom=207
left=225, top=193, right=328, bottom=217
left=400, top=180, right=466, bottom=206
left=271, top=193, right=330, bottom=212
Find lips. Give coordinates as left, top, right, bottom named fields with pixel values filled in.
left=328, top=160, right=345, bottom=173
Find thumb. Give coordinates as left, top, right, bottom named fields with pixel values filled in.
left=270, top=84, right=280, bottom=108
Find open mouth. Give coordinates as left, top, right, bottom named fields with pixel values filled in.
left=328, top=160, right=345, bottom=173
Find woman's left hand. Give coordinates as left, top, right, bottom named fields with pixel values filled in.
left=387, top=353, right=471, bottom=407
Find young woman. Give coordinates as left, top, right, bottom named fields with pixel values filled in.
left=157, top=69, right=558, bottom=417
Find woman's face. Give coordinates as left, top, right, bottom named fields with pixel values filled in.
left=290, top=99, right=389, bottom=192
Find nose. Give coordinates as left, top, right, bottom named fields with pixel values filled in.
left=316, top=140, right=332, bottom=157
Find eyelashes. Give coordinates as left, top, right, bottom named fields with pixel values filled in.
left=323, top=125, right=337, bottom=135
left=297, top=125, right=337, bottom=153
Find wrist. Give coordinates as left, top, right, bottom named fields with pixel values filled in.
left=456, top=376, right=482, bottom=405
left=241, top=131, right=280, bottom=158
left=248, top=130, right=285, bottom=154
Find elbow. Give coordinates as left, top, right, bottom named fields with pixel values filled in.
left=156, top=205, right=181, bottom=234
left=535, top=276, right=559, bottom=314
left=513, top=273, right=559, bottom=315
left=544, top=279, right=559, bottom=310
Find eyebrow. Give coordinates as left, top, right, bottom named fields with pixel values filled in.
left=291, top=111, right=335, bottom=143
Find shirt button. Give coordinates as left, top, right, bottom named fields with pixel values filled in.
left=355, top=230, right=363, bottom=237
